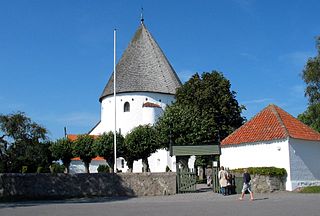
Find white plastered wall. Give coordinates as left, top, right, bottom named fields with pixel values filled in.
left=288, top=138, right=320, bottom=190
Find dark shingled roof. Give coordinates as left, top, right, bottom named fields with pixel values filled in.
left=99, top=22, right=182, bottom=102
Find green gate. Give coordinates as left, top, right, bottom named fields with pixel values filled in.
left=177, top=169, right=197, bottom=193
left=171, top=144, right=221, bottom=194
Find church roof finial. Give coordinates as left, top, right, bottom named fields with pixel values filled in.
left=140, top=7, right=144, bottom=23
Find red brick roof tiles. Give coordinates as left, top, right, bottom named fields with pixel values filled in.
left=221, top=104, right=320, bottom=146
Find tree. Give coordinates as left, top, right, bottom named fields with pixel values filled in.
left=156, top=71, right=245, bottom=148
left=50, top=138, right=74, bottom=173
left=0, top=112, right=51, bottom=173
left=93, top=131, right=124, bottom=173
left=298, top=36, right=320, bottom=132
left=72, top=134, right=96, bottom=173
left=124, top=125, right=159, bottom=172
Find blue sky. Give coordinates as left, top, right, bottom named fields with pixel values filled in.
left=1, top=0, right=319, bottom=140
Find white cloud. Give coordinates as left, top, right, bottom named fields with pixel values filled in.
left=240, top=52, right=259, bottom=61
left=178, top=69, right=196, bottom=83
left=40, top=112, right=99, bottom=127
left=279, top=51, right=314, bottom=68
left=242, top=98, right=273, bottom=105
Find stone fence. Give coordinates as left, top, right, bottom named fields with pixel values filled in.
left=0, top=172, right=176, bottom=201
left=233, top=173, right=286, bottom=193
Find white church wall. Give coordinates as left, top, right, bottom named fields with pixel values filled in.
left=288, top=138, right=320, bottom=190
left=89, top=92, right=176, bottom=173
left=92, top=92, right=174, bottom=136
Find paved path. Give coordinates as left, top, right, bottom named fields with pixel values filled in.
left=1, top=191, right=320, bottom=216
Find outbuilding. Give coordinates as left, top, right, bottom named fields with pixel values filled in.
left=220, top=104, right=320, bottom=191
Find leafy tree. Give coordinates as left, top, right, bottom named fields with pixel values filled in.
left=93, top=131, right=124, bottom=173
left=0, top=112, right=51, bottom=173
left=50, top=138, right=74, bottom=173
left=72, top=134, right=96, bottom=173
left=298, top=36, right=320, bottom=132
left=156, top=71, right=245, bottom=148
left=124, top=125, right=159, bottom=172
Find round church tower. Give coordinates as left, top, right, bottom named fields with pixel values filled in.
left=90, top=20, right=181, bottom=137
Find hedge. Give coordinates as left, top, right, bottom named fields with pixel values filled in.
left=232, top=167, right=286, bottom=177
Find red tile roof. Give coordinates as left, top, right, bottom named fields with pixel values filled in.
left=67, top=134, right=98, bottom=142
left=221, top=104, right=320, bottom=146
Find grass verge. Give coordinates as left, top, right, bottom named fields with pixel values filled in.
left=299, top=186, right=320, bottom=193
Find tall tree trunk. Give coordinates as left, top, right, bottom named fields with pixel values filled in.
left=142, top=158, right=150, bottom=172
left=64, top=161, right=70, bottom=173
left=84, top=161, right=90, bottom=173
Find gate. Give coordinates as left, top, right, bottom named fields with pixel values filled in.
left=170, top=144, right=221, bottom=194
left=177, top=169, right=197, bottom=193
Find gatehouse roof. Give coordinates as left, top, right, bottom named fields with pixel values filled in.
left=99, top=22, right=182, bottom=102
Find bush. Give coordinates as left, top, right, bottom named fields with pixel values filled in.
left=21, top=166, right=28, bottom=173
left=50, top=163, right=65, bottom=173
left=299, top=186, right=320, bottom=193
left=97, top=164, right=110, bottom=173
left=232, top=167, right=286, bottom=177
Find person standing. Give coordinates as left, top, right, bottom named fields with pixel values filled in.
left=218, top=166, right=228, bottom=195
left=239, top=168, right=254, bottom=201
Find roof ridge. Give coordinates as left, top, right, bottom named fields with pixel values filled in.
left=269, top=104, right=290, bottom=138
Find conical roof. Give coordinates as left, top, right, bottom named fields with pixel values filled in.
left=99, top=22, right=182, bottom=102
left=221, top=104, right=320, bottom=146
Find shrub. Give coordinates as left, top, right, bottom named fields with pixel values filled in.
left=21, top=166, right=28, bottom=173
left=97, top=164, right=110, bottom=173
left=50, top=163, right=65, bottom=173
left=232, top=167, right=286, bottom=177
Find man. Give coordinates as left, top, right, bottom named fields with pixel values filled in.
left=239, top=168, right=254, bottom=201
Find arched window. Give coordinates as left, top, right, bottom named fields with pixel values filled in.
left=124, top=102, right=130, bottom=112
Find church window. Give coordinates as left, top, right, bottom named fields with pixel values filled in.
left=132, top=98, right=134, bottom=101
left=124, top=102, right=130, bottom=112
left=146, top=98, right=148, bottom=101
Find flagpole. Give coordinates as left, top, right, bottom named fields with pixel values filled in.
left=113, top=28, right=117, bottom=173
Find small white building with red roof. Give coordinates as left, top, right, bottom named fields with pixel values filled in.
left=220, top=104, right=320, bottom=191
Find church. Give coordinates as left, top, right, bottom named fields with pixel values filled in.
left=70, top=18, right=185, bottom=173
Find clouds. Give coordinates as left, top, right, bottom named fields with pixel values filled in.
left=279, top=51, right=314, bottom=68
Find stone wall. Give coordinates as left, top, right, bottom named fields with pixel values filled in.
left=234, top=173, right=286, bottom=193
left=0, top=172, right=176, bottom=201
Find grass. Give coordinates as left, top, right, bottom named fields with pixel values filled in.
left=299, top=186, right=320, bottom=193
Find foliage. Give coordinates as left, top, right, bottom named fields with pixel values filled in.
left=97, top=164, right=110, bottom=173
left=72, top=134, right=96, bottom=173
left=232, top=167, right=287, bottom=177
left=298, top=103, right=320, bottom=132
left=0, top=112, right=52, bottom=173
left=93, top=132, right=124, bottom=173
left=50, top=138, right=73, bottom=173
left=156, top=71, right=245, bottom=147
left=299, top=36, right=320, bottom=132
left=124, top=125, right=159, bottom=172
left=298, top=186, right=320, bottom=193
left=50, top=163, right=65, bottom=173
